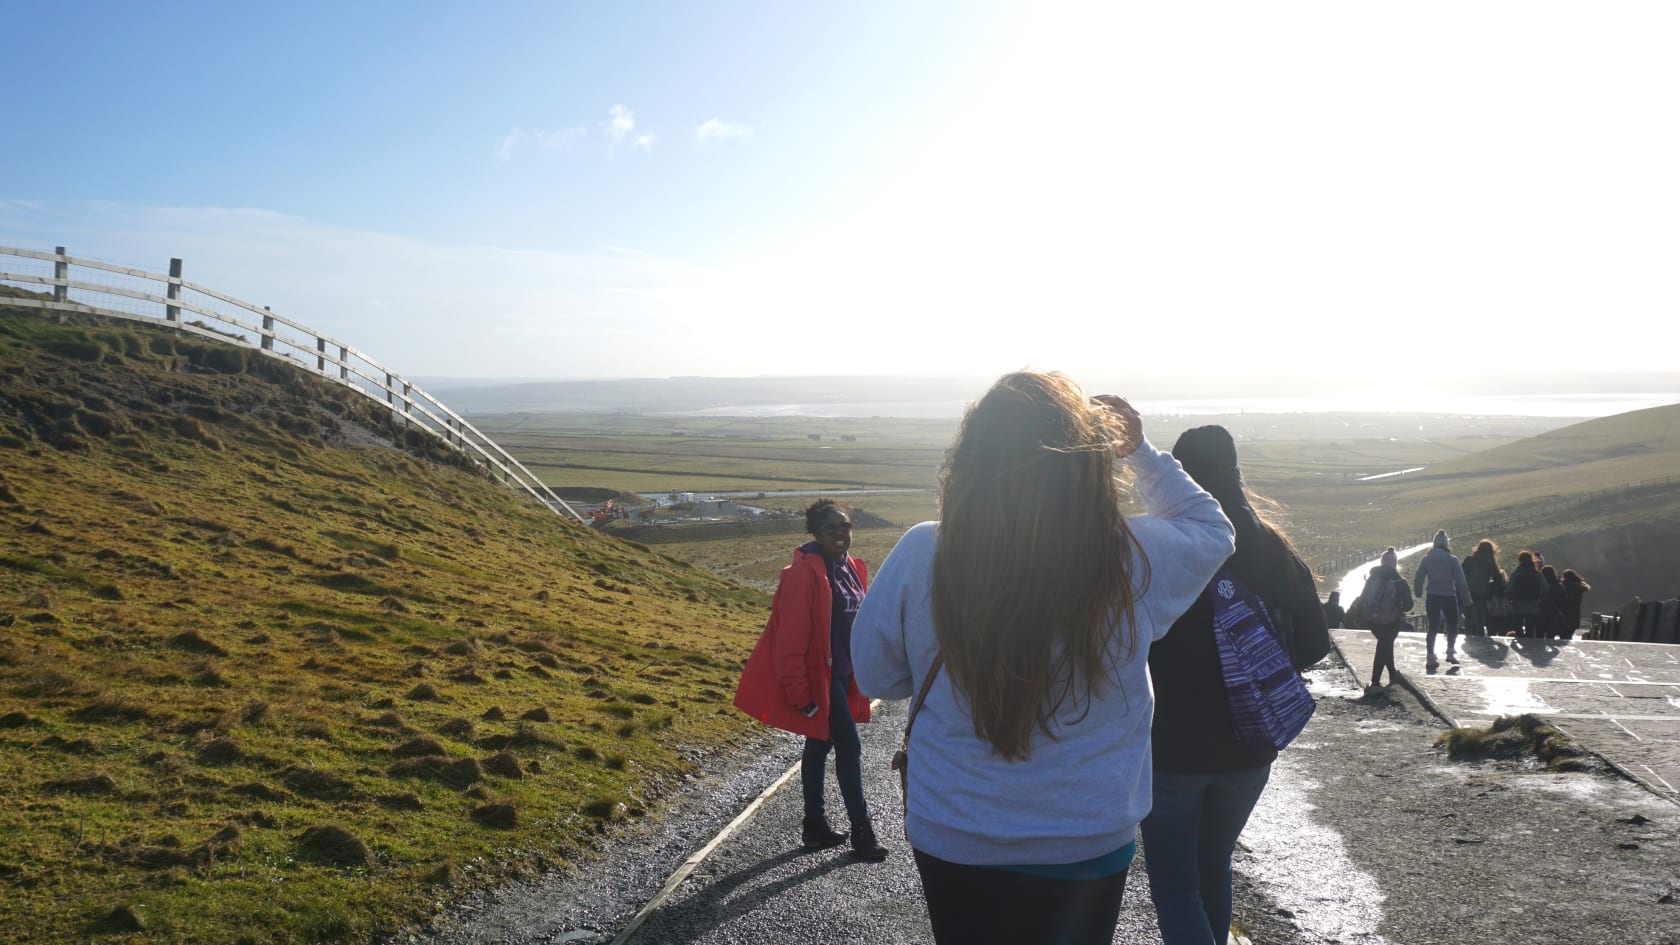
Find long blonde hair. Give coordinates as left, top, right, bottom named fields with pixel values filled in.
left=930, top=371, right=1147, bottom=761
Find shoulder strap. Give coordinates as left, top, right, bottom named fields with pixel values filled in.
left=902, top=653, right=945, bottom=749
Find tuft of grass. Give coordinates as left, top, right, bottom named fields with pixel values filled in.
left=1435, top=713, right=1601, bottom=773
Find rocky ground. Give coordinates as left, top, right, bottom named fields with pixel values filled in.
left=390, top=651, right=1680, bottom=945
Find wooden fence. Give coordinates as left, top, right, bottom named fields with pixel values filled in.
left=0, top=245, right=584, bottom=523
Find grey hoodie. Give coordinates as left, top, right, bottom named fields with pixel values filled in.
left=1414, top=546, right=1471, bottom=602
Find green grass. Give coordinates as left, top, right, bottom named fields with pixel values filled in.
left=0, top=305, right=769, bottom=945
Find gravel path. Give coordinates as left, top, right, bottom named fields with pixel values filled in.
left=390, top=650, right=1680, bottom=945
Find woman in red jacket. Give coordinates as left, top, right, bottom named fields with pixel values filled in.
left=733, top=500, right=888, bottom=860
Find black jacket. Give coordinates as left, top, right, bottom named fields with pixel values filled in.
left=1149, top=505, right=1331, bottom=774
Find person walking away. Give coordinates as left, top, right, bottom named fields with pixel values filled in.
left=1559, top=570, right=1591, bottom=641
left=1539, top=565, right=1568, bottom=640
left=1413, top=530, right=1472, bottom=669
left=1144, top=425, right=1332, bottom=945
left=1461, top=539, right=1506, bottom=637
left=1355, top=547, right=1412, bottom=693
left=1506, top=551, right=1546, bottom=638
left=852, top=373, right=1234, bottom=945
left=1322, top=590, right=1345, bottom=630
left=732, top=500, right=889, bottom=860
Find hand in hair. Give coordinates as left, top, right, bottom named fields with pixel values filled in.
left=1090, top=394, right=1142, bottom=459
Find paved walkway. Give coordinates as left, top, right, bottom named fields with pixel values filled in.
left=1332, top=628, right=1680, bottom=799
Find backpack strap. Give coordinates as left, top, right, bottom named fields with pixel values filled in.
left=890, top=653, right=944, bottom=812
left=902, top=653, right=944, bottom=748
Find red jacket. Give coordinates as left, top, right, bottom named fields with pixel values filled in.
left=733, top=546, right=871, bottom=740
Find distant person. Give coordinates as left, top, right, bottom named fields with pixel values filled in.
left=1539, top=565, right=1568, bottom=640
left=732, top=499, right=889, bottom=861
left=1460, top=540, right=1506, bottom=637
left=1323, top=589, right=1345, bottom=629
left=1355, top=547, right=1412, bottom=693
left=1505, top=550, right=1547, bottom=638
left=852, top=373, right=1234, bottom=945
left=1413, top=530, right=1472, bottom=670
left=1145, top=425, right=1332, bottom=945
left=1559, top=569, right=1592, bottom=641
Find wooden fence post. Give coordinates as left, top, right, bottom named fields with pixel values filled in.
left=166, top=258, right=182, bottom=323
left=262, top=307, right=274, bottom=351
left=338, top=345, right=348, bottom=380
left=316, top=337, right=326, bottom=372
left=53, top=247, right=67, bottom=303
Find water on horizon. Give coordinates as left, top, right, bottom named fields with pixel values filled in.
left=662, top=392, right=1678, bottom=421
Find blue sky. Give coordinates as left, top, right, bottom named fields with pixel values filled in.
left=3, top=1, right=1679, bottom=391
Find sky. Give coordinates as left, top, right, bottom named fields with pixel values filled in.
left=3, top=1, right=1678, bottom=393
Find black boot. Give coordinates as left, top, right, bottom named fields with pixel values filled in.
left=850, top=818, right=888, bottom=861
left=801, top=815, right=847, bottom=849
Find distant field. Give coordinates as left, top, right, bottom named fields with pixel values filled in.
left=479, top=413, right=950, bottom=494
left=475, top=412, right=1548, bottom=575
left=653, top=526, right=912, bottom=594
left=476, top=406, right=1680, bottom=601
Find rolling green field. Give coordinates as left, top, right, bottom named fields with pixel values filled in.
left=483, top=413, right=951, bottom=494
left=476, top=405, right=1680, bottom=604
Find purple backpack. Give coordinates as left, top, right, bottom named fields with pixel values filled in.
left=1209, top=565, right=1316, bottom=750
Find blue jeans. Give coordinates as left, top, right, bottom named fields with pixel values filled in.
left=801, top=675, right=868, bottom=824
left=1140, top=765, right=1272, bottom=945
left=1424, top=594, right=1460, bottom=660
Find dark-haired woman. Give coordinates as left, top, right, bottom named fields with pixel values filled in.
left=1539, top=565, right=1567, bottom=640
left=1144, top=425, right=1332, bottom=945
left=1461, top=540, right=1506, bottom=637
left=1559, top=569, right=1591, bottom=641
left=732, top=500, right=888, bottom=860
left=853, top=372, right=1234, bottom=945
left=1506, top=551, right=1546, bottom=638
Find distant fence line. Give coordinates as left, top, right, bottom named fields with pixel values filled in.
left=0, top=245, right=584, bottom=523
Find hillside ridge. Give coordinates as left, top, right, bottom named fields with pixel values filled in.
left=0, top=306, right=767, bottom=945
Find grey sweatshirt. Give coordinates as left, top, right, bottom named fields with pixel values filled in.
left=850, top=439, right=1233, bottom=866
left=1413, top=546, right=1471, bottom=602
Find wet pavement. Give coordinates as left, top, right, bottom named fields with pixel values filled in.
left=1331, top=628, right=1680, bottom=799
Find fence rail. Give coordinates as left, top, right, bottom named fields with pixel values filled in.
left=0, top=245, right=584, bottom=523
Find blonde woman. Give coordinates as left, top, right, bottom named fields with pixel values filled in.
left=853, top=371, right=1233, bottom=945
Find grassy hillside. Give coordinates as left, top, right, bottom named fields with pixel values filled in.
left=0, top=301, right=767, bottom=945
left=1350, top=404, right=1680, bottom=605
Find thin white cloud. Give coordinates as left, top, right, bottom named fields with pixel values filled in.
left=695, top=119, right=752, bottom=145
left=494, top=126, right=586, bottom=161
left=0, top=201, right=719, bottom=378
left=603, top=105, right=635, bottom=142
left=632, top=134, right=656, bottom=153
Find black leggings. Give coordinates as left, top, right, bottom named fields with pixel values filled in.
left=1371, top=626, right=1400, bottom=685
left=914, top=848, right=1130, bottom=945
